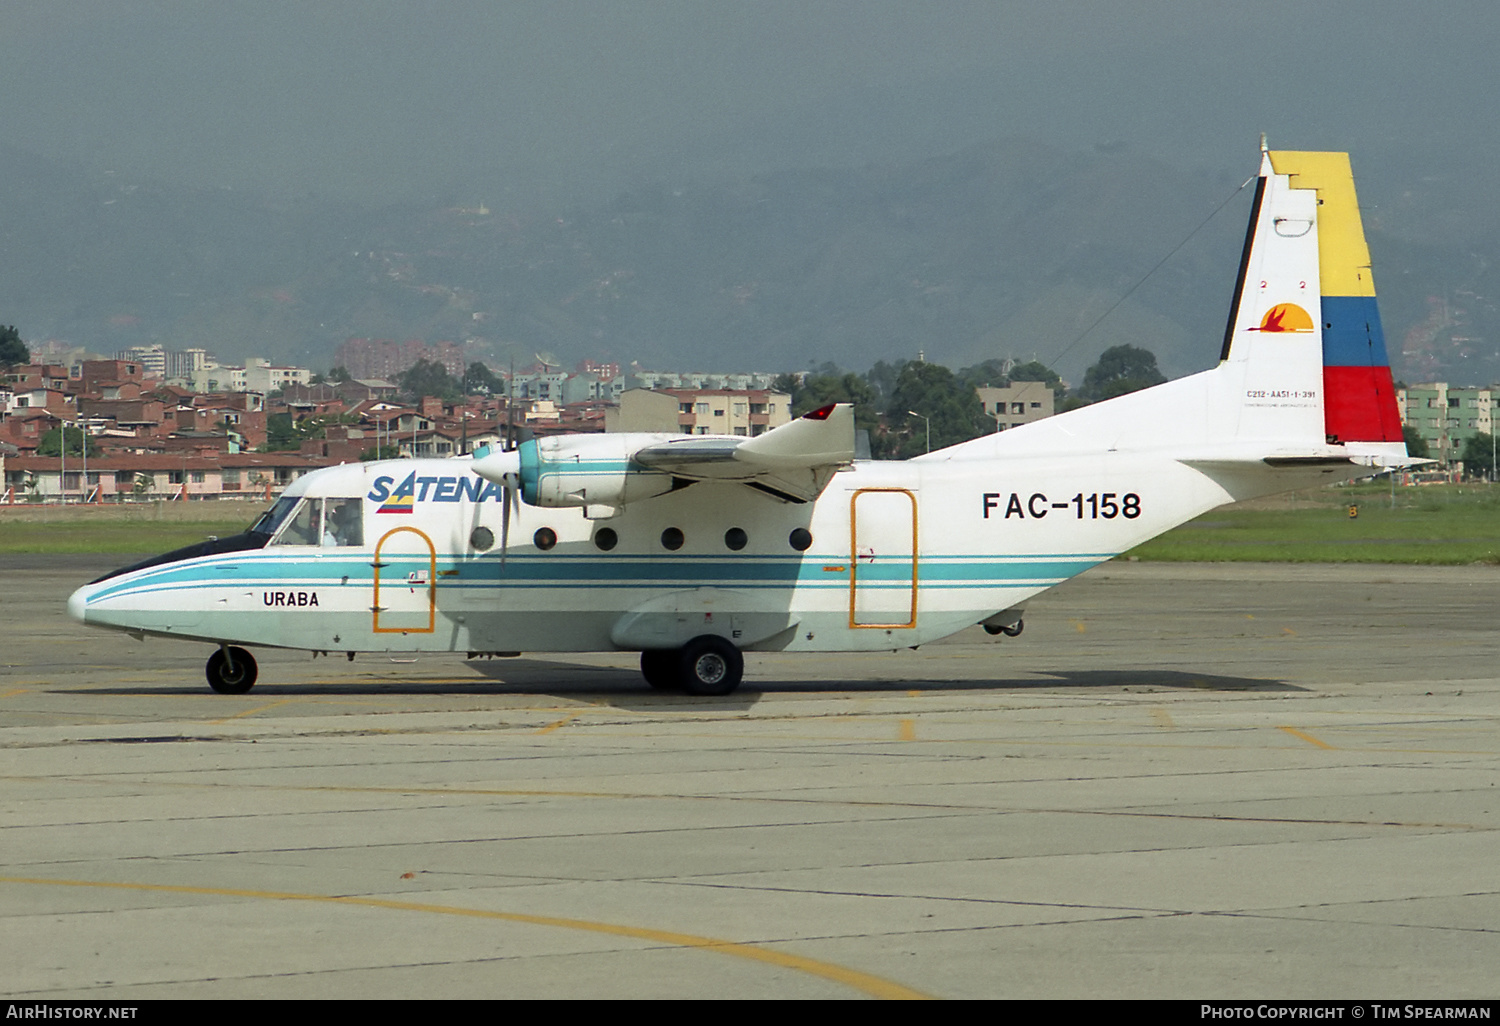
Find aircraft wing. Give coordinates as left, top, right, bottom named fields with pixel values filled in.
left=470, top=403, right=857, bottom=514
left=632, top=402, right=856, bottom=502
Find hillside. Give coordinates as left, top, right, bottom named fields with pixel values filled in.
left=2, top=139, right=1493, bottom=384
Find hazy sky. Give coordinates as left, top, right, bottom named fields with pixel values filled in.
left=2, top=1, right=1496, bottom=237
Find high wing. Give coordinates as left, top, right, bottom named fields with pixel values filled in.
left=470, top=402, right=855, bottom=516
left=632, top=402, right=855, bottom=502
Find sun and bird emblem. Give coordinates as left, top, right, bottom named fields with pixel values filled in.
left=1251, top=303, right=1315, bottom=333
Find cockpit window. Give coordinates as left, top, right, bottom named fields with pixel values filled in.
left=270, top=499, right=320, bottom=546
left=269, top=498, right=364, bottom=547
left=248, top=496, right=299, bottom=539
left=325, top=498, right=363, bottom=547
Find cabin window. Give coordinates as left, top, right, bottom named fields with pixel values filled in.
left=594, top=527, right=618, bottom=551
left=533, top=527, right=557, bottom=551
left=788, top=528, right=813, bottom=551
left=660, top=527, right=684, bottom=551
left=470, top=526, right=494, bottom=551
left=724, top=528, right=747, bottom=551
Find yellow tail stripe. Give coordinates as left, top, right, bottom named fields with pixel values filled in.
left=1268, top=150, right=1376, bottom=298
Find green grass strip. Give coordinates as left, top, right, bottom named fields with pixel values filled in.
left=1128, top=484, right=1500, bottom=565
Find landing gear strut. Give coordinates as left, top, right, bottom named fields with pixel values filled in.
left=206, top=646, right=258, bottom=694
left=639, top=636, right=744, bottom=696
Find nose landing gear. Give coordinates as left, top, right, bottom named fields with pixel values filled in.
left=206, top=645, right=258, bottom=694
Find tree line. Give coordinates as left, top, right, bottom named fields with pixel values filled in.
left=307, top=347, right=1166, bottom=460
left=773, top=345, right=1165, bottom=459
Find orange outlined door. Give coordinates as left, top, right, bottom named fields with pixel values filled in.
left=373, top=526, right=436, bottom=633
left=849, top=488, right=917, bottom=628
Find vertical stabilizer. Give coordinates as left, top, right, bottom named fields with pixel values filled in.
left=1216, top=148, right=1327, bottom=447
left=929, top=147, right=1412, bottom=470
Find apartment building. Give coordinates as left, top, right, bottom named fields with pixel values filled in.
left=1398, top=382, right=1495, bottom=463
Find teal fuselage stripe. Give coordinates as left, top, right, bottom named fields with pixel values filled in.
left=87, top=550, right=1109, bottom=603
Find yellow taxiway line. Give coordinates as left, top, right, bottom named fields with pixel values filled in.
left=0, top=874, right=930, bottom=1000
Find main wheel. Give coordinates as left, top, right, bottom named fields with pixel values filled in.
left=640, top=649, right=678, bottom=691
left=676, top=635, right=743, bottom=697
left=206, top=646, right=258, bottom=694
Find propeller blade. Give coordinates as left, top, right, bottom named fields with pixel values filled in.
left=500, top=473, right=512, bottom=570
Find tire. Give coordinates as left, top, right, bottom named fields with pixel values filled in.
left=676, top=635, right=743, bottom=697
left=1000, top=619, right=1024, bottom=638
left=206, top=646, right=258, bottom=694
left=640, top=649, right=678, bottom=691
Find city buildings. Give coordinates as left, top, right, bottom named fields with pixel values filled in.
left=606, top=388, right=792, bottom=435
left=1397, top=382, right=1496, bottom=464
left=976, top=381, right=1056, bottom=431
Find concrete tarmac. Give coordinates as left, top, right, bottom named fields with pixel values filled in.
left=2, top=556, right=1497, bottom=999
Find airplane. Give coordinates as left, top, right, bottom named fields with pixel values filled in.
left=67, top=146, right=1412, bottom=696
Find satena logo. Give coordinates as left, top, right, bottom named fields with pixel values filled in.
left=375, top=472, right=417, bottom=513
left=369, top=472, right=507, bottom=512
left=1252, top=303, right=1315, bottom=333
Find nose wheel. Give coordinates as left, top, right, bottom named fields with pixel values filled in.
left=206, top=646, right=258, bottom=694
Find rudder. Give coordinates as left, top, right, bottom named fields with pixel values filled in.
left=1268, top=150, right=1404, bottom=447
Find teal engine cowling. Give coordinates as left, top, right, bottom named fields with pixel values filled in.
left=516, top=435, right=678, bottom=513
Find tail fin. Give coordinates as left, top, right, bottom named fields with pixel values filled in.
left=1222, top=149, right=1405, bottom=457
left=932, top=146, right=1410, bottom=469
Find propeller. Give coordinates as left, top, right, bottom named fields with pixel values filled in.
left=471, top=448, right=522, bottom=571
left=498, top=468, right=520, bottom=569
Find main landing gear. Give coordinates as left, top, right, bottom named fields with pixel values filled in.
left=639, top=635, right=744, bottom=696
left=206, top=645, right=258, bottom=694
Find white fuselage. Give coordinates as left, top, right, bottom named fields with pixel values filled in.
left=67, top=445, right=1300, bottom=657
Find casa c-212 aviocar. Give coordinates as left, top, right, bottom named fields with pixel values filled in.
left=68, top=146, right=1413, bottom=696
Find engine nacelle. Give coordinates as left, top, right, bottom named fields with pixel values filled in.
left=518, top=434, right=679, bottom=512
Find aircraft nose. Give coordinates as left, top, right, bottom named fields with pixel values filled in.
left=67, top=583, right=94, bottom=623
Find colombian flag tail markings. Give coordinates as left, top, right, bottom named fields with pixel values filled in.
left=1269, top=151, right=1403, bottom=445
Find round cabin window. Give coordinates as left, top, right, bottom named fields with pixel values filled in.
left=594, top=527, right=618, bottom=551
left=724, top=527, right=748, bottom=551
left=788, top=528, right=813, bottom=551
left=533, top=527, right=557, bottom=551
left=660, top=527, right=685, bottom=551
